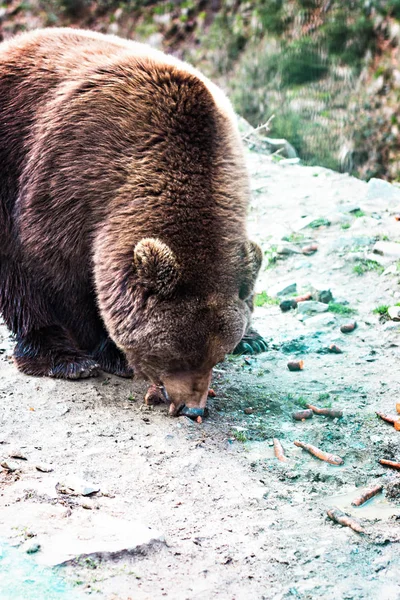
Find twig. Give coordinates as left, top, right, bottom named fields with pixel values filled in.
left=241, top=115, right=275, bottom=141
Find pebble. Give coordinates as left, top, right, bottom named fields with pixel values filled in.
left=315, top=289, right=333, bottom=304
left=35, top=463, right=54, bottom=473
left=244, top=407, right=255, bottom=415
left=297, top=301, right=329, bottom=314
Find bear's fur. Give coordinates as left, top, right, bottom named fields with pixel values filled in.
left=0, top=28, right=264, bottom=414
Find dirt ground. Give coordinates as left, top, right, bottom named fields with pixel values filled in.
left=1, top=147, right=400, bottom=600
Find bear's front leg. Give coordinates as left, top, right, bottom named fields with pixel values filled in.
left=14, top=326, right=99, bottom=379
left=232, top=327, right=268, bottom=356
left=92, top=337, right=133, bottom=378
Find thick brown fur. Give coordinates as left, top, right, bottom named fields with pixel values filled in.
left=0, top=28, right=264, bottom=409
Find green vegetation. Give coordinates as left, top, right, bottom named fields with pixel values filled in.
left=353, top=209, right=366, bottom=218
left=308, top=218, right=331, bottom=229
left=282, top=232, right=305, bottom=243
left=373, top=305, right=389, bottom=317
left=263, top=245, right=278, bottom=269
left=254, top=291, right=279, bottom=307
left=341, top=222, right=351, bottom=230
left=232, top=430, right=247, bottom=443
left=353, top=259, right=384, bottom=275
left=328, top=302, right=357, bottom=315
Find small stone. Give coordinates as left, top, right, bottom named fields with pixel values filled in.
left=297, top=301, right=329, bottom=315
left=301, top=244, right=318, bottom=255
left=244, top=407, right=255, bottom=415
left=35, top=463, right=54, bottom=473
left=1, top=459, right=20, bottom=472
left=365, top=178, right=400, bottom=204
left=388, top=306, right=400, bottom=321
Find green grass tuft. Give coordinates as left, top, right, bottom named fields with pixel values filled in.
left=353, top=209, right=366, bottom=218
left=353, top=259, right=384, bottom=275
left=373, top=305, right=389, bottom=316
left=328, top=302, right=357, bottom=315
left=254, top=291, right=279, bottom=307
left=341, top=222, right=351, bottom=230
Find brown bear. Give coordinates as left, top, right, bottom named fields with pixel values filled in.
left=0, top=28, right=266, bottom=417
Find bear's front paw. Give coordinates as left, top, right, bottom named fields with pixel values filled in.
left=232, top=329, right=268, bottom=355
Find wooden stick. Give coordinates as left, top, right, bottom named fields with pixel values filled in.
left=351, top=484, right=383, bottom=507
left=273, top=438, right=288, bottom=462
left=379, top=459, right=400, bottom=470
left=294, top=440, right=344, bottom=465
left=307, top=404, right=343, bottom=418
left=327, top=508, right=365, bottom=534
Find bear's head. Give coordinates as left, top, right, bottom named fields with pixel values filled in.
left=97, top=236, right=262, bottom=416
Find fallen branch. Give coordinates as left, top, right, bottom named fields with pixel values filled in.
left=241, top=115, right=275, bottom=141
left=351, top=484, right=383, bottom=507
left=327, top=507, right=365, bottom=534
left=294, top=440, right=344, bottom=465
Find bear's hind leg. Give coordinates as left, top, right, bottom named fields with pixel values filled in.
left=92, top=337, right=133, bottom=378
left=0, top=259, right=99, bottom=379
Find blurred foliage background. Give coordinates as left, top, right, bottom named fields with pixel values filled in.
left=1, top=0, right=400, bottom=180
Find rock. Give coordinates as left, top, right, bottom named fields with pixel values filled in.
left=365, top=178, right=400, bottom=205
left=373, top=241, right=400, bottom=260
left=276, top=245, right=301, bottom=256
left=388, top=306, right=400, bottom=321
left=312, top=288, right=333, bottom=304
left=35, top=463, right=54, bottom=473
left=280, top=299, right=297, bottom=312
left=340, top=321, right=357, bottom=334
left=244, top=408, right=255, bottom=415
left=268, top=282, right=297, bottom=297
left=9, top=448, right=28, bottom=460
left=331, top=236, right=375, bottom=251
left=56, top=476, right=100, bottom=497
left=297, top=301, right=329, bottom=315
left=1, top=459, right=20, bottom=472
left=303, top=314, right=336, bottom=328
left=20, top=540, right=41, bottom=554
left=35, top=513, right=165, bottom=567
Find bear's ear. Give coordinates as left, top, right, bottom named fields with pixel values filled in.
left=133, top=238, right=180, bottom=297
left=239, top=240, right=263, bottom=300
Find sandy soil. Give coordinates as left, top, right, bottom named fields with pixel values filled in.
left=1, top=148, right=400, bottom=600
